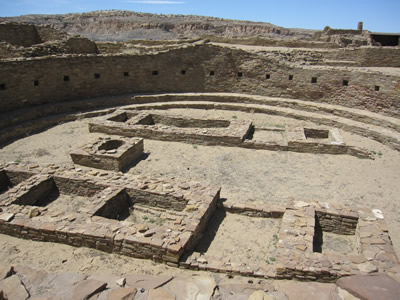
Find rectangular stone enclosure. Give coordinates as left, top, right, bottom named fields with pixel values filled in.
left=0, top=164, right=220, bottom=265
left=89, top=110, right=372, bottom=159
left=70, top=137, right=144, bottom=171
left=89, top=110, right=253, bottom=146
left=0, top=164, right=398, bottom=282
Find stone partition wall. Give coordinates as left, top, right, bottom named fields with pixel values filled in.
left=0, top=163, right=398, bottom=281
left=0, top=43, right=399, bottom=116
left=0, top=163, right=221, bottom=265
left=180, top=200, right=400, bottom=282
left=89, top=110, right=373, bottom=158
left=322, top=47, right=400, bottom=67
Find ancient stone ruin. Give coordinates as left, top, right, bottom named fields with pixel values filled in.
left=0, top=16, right=400, bottom=299
left=70, top=136, right=144, bottom=171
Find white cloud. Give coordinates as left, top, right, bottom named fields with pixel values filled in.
left=127, top=1, right=185, bottom=4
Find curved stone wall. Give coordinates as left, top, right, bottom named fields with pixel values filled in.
left=0, top=43, right=400, bottom=149
left=1, top=43, right=399, bottom=114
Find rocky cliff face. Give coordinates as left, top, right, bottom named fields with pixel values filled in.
left=0, top=10, right=314, bottom=41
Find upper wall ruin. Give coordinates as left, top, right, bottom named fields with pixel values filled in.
left=0, top=23, right=42, bottom=47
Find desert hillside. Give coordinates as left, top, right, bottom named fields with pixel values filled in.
left=0, top=10, right=315, bottom=41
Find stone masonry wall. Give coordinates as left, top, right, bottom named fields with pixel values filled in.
left=323, top=47, right=400, bottom=67
left=0, top=43, right=399, bottom=117
left=0, top=23, right=42, bottom=47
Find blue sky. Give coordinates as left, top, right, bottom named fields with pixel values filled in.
left=1, top=0, right=399, bottom=33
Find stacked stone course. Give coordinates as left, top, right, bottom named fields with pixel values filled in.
left=0, top=43, right=399, bottom=116
left=89, top=110, right=373, bottom=158
left=70, top=136, right=144, bottom=171
left=0, top=163, right=220, bottom=265
left=0, top=163, right=399, bottom=281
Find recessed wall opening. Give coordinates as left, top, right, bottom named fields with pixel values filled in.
left=375, top=85, right=380, bottom=91
left=94, top=189, right=177, bottom=226
left=343, top=80, right=349, bottom=86
left=123, top=72, right=129, bottom=77
left=313, top=213, right=358, bottom=256
left=266, top=74, right=271, bottom=79
left=98, top=139, right=124, bottom=151
left=311, top=77, right=318, bottom=84
left=209, top=71, right=215, bottom=76
left=0, top=170, right=33, bottom=195
left=152, top=70, right=159, bottom=76
left=107, top=112, right=129, bottom=123
left=0, top=83, right=6, bottom=90
left=12, top=177, right=101, bottom=213
left=181, top=70, right=186, bottom=75
left=94, top=73, right=100, bottom=79
left=288, top=75, right=293, bottom=81
left=371, top=34, right=400, bottom=46
left=0, top=170, right=12, bottom=195
left=237, top=72, right=243, bottom=78
left=63, top=76, right=70, bottom=82
left=304, top=128, right=329, bottom=139
left=33, top=80, right=39, bottom=87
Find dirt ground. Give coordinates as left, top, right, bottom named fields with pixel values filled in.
left=193, top=209, right=280, bottom=266
left=1, top=108, right=400, bottom=276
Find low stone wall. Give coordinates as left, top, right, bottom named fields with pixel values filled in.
left=0, top=163, right=398, bottom=281
left=90, top=110, right=373, bottom=159
left=323, top=47, right=400, bottom=68
left=315, top=209, right=358, bottom=235
left=89, top=110, right=253, bottom=147
left=125, top=100, right=400, bottom=152
left=0, top=163, right=221, bottom=264
left=180, top=200, right=399, bottom=282
left=275, top=202, right=399, bottom=282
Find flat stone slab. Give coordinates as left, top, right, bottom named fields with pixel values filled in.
left=13, top=265, right=48, bottom=294
left=0, top=213, right=14, bottom=222
left=0, top=275, right=29, bottom=300
left=109, top=287, right=137, bottom=300
left=217, top=282, right=274, bottom=300
left=279, top=281, right=340, bottom=300
left=31, top=272, right=86, bottom=299
left=166, top=277, right=216, bottom=300
left=125, top=275, right=173, bottom=290
left=336, top=273, right=400, bottom=300
left=71, top=279, right=107, bottom=300
left=147, top=288, right=175, bottom=300
left=0, top=265, right=13, bottom=280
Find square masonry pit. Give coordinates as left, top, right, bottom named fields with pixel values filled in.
left=0, top=169, right=34, bottom=200
left=313, top=211, right=358, bottom=256
left=287, top=127, right=344, bottom=145
left=0, top=166, right=398, bottom=281
left=0, top=164, right=221, bottom=265
left=9, top=175, right=102, bottom=214
left=70, top=136, right=144, bottom=172
left=92, top=189, right=183, bottom=229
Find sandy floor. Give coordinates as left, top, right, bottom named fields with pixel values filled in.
left=321, top=232, right=358, bottom=256
left=1, top=108, right=400, bottom=275
left=194, top=209, right=280, bottom=265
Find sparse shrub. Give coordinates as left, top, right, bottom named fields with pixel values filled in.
left=35, top=148, right=50, bottom=157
